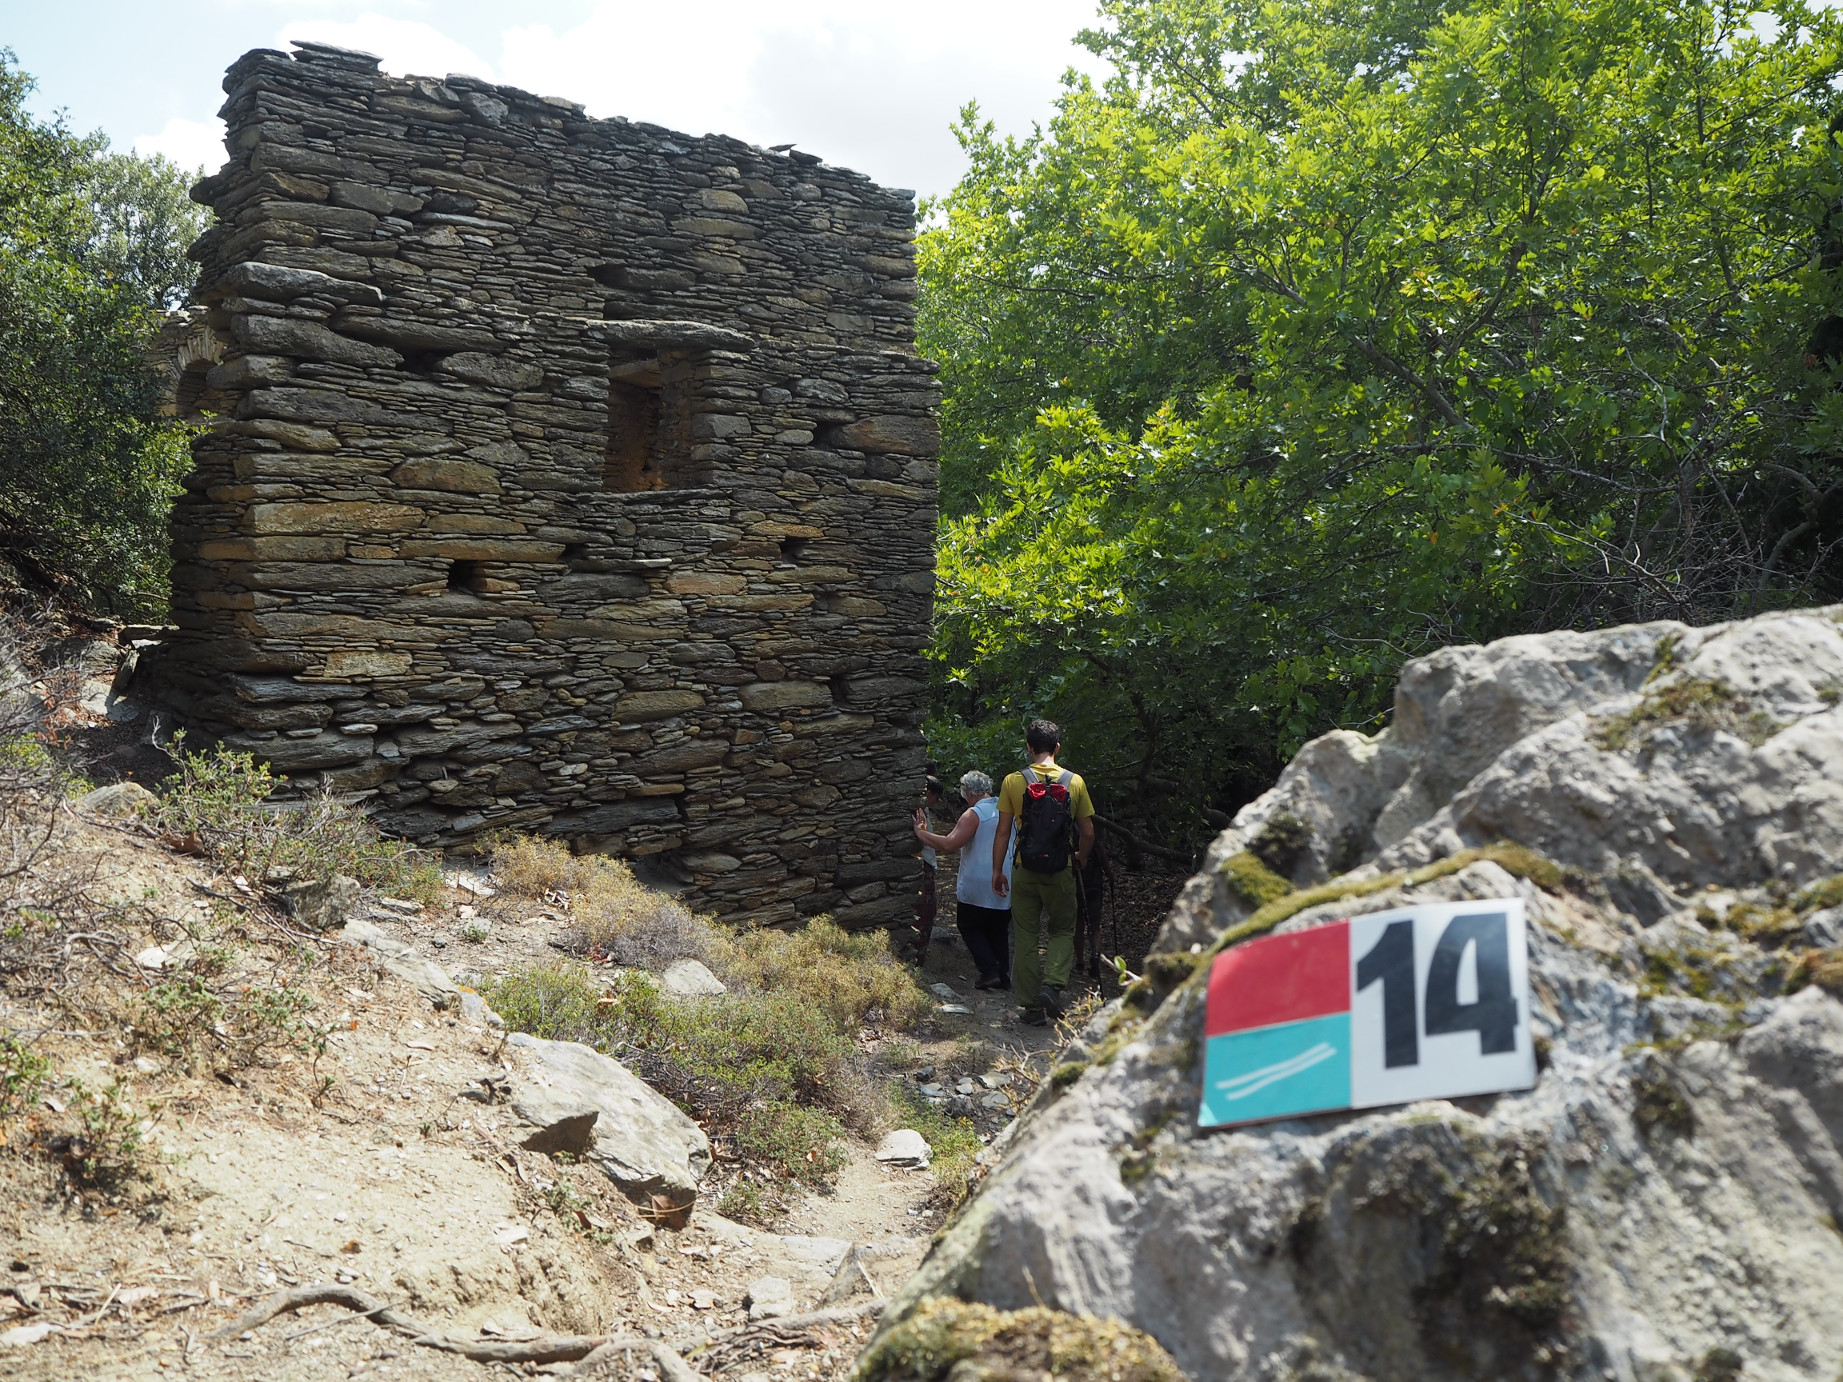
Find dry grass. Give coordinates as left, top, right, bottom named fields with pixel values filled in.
left=486, top=837, right=938, bottom=1210
left=492, top=836, right=712, bottom=970
left=1787, top=948, right=1843, bottom=997
left=711, top=917, right=931, bottom=1030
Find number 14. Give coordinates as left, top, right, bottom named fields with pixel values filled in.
left=1355, top=913, right=1519, bottom=1068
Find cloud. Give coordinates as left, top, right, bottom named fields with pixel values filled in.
left=132, top=117, right=228, bottom=174
left=277, top=13, right=495, bottom=82
left=497, top=1, right=1106, bottom=196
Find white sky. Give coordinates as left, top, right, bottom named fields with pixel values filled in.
left=14, top=1, right=1111, bottom=200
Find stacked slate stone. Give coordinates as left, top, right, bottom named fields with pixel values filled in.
left=141, top=41, right=939, bottom=929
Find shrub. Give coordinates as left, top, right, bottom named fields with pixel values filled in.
left=56, top=1079, right=143, bottom=1188
left=718, top=1178, right=771, bottom=1223
left=0, top=1031, right=48, bottom=1116
left=711, top=916, right=932, bottom=1031
left=493, top=837, right=711, bottom=970
left=158, top=738, right=439, bottom=900
left=597, top=969, right=870, bottom=1124
left=487, top=962, right=880, bottom=1185
left=485, top=964, right=601, bottom=1045
left=136, top=975, right=224, bottom=1059
left=735, top=1101, right=848, bottom=1185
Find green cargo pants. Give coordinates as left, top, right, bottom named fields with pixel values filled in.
left=1010, top=865, right=1076, bottom=1010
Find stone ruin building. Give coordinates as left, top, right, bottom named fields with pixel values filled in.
left=140, top=41, right=939, bottom=930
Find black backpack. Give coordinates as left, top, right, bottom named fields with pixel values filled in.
left=1017, top=767, right=1076, bottom=873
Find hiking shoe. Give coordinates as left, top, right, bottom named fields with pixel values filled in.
left=1042, top=985, right=1066, bottom=1017
left=1019, top=1008, right=1049, bottom=1027
left=973, top=972, right=1005, bottom=991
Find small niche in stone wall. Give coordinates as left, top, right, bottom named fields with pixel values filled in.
left=779, top=536, right=811, bottom=563
left=605, top=350, right=695, bottom=491
left=447, top=559, right=489, bottom=595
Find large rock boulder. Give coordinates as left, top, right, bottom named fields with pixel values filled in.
left=1158, top=604, right=1843, bottom=953
left=875, top=606, right=1843, bottom=1382
left=504, top=1032, right=711, bottom=1219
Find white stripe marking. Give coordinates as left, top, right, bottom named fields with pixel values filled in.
left=1215, top=1041, right=1338, bottom=1101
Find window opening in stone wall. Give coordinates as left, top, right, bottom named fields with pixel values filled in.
left=779, top=536, right=810, bottom=563
left=447, top=559, right=489, bottom=595
left=604, top=350, right=698, bottom=491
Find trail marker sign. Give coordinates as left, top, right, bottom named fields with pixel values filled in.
left=1198, top=899, right=1536, bottom=1128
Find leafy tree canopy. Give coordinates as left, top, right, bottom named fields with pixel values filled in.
left=0, top=50, right=206, bottom=612
left=921, top=0, right=1843, bottom=851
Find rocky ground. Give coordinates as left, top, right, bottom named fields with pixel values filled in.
left=0, top=828, right=941, bottom=1382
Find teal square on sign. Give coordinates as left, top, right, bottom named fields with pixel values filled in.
left=1199, top=1013, right=1352, bottom=1127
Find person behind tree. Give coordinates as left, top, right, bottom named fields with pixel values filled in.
left=913, top=769, right=1013, bottom=990
left=991, top=719, right=1095, bottom=1026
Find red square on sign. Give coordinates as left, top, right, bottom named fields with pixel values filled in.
left=1205, top=920, right=1349, bottom=1036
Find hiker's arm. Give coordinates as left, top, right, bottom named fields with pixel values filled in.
left=914, top=807, right=978, bottom=853
left=1075, top=816, right=1095, bottom=869
left=991, top=813, right=1013, bottom=897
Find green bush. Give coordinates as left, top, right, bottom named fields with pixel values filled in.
left=158, top=738, right=439, bottom=899
left=485, top=964, right=601, bottom=1044
left=735, top=1101, right=848, bottom=1185
left=58, top=1079, right=143, bottom=1188
left=0, top=1031, right=48, bottom=1117
left=0, top=54, right=205, bottom=612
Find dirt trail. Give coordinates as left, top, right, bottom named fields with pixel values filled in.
left=0, top=843, right=1024, bottom=1381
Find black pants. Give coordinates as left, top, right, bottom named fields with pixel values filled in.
left=957, top=900, right=1012, bottom=986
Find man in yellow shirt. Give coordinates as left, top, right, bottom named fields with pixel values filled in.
left=991, top=719, right=1095, bottom=1025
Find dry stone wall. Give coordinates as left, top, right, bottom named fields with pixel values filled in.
left=141, top=41, right=939, bottom=929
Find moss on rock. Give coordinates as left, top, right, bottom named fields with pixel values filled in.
left=852, top=1296, right=1187, bottom=1382
left=1220, top=849, right=1293, bottom=910
left=1218, top=841, right=1571, bottom=957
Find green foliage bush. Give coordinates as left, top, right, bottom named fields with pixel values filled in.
left=487, top=907, right=936, bottom=1198
left=921, top=0, right=1843, bottom=845
left=0, top=1030, right=47, bottom=1116
left=892, top=1088, right=984, bottom=1202
left=0, top=52, right=206, bottom=612
left=158, top=736, right=439, bottom=899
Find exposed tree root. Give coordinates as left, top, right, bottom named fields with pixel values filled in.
left=212, top=1281, right=884, bottom=1374
left=209, top=1282, right=648, bottom=1365
left=208, top=1284, right=423, bottom=1340
left=572, top=1337, right=703, bottom=1380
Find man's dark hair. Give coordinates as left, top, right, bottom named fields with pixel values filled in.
left=1025, top=719, right=1061, bottom=754
left=925, top=775, right=945, bottom=799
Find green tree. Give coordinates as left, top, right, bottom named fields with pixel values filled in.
left=921, top=0, right=1843, bottom=849
left=0, top=51, right=205, bottom=611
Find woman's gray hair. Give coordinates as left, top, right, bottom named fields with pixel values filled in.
left=959, top=770, right=994, bottom=798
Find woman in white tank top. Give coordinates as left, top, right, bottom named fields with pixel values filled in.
left=913, top=771, right=1013, bottom=989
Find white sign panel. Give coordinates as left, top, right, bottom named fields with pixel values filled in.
left=1200, top=898, right=1537, bottom=1127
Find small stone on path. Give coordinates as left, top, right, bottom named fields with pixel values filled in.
left=746, top=1275, right=793, bottom=1321
left=875, top=1129, right=932, bottom=1169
